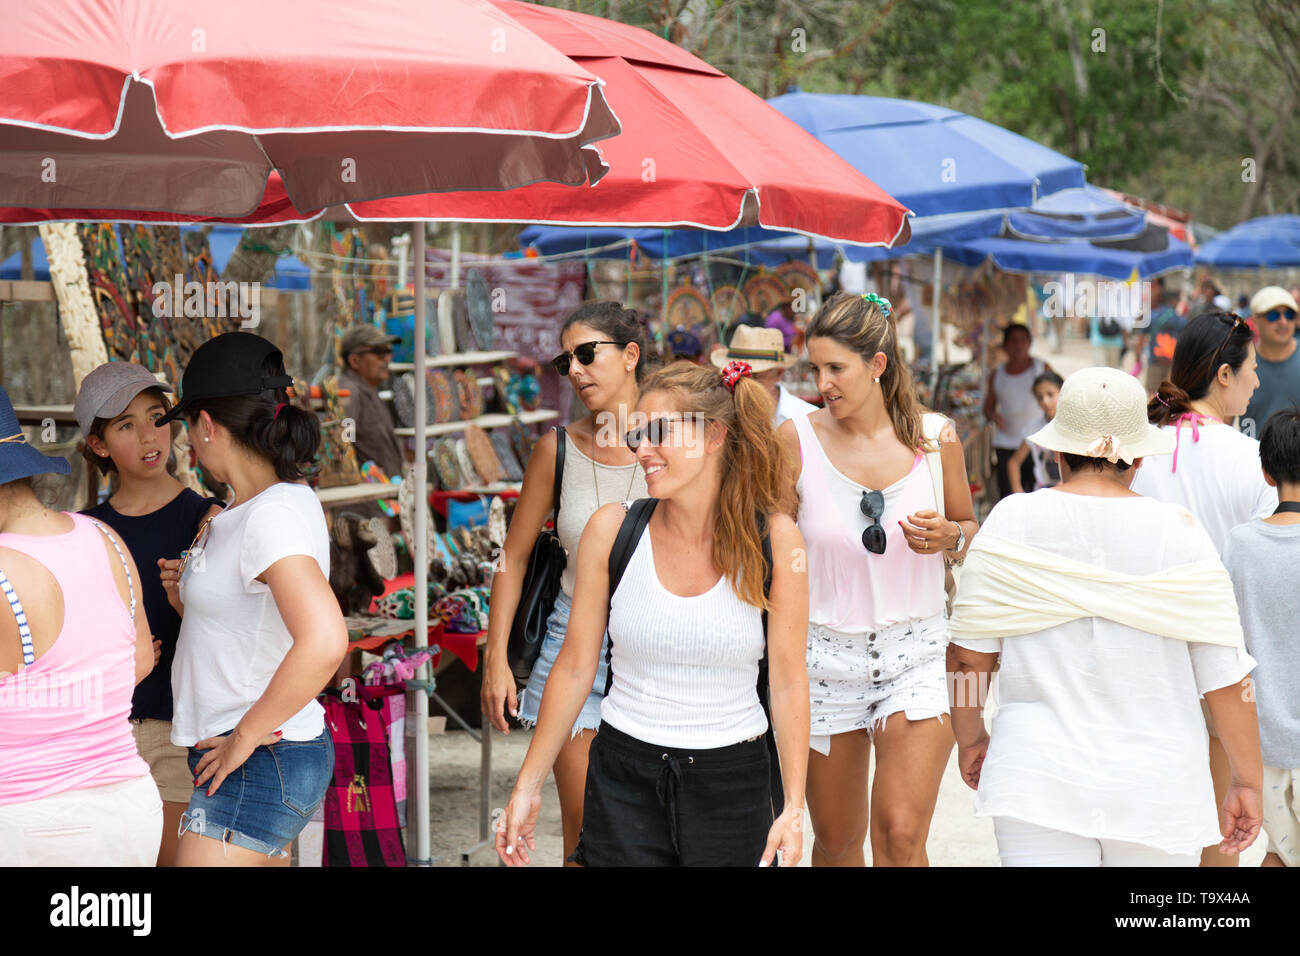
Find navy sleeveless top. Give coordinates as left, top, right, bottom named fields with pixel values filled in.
left=83, top=488, right=221, bottom=721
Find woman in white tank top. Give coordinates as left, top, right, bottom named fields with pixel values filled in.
left=482, top=302, right=649, bottom=865
left=778, top=291, right=980, bottom=867
left=985, top=323, right=1052, bottom=499
left=496, top=362, right=810, bottom=867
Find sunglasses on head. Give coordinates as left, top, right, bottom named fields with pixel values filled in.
left=624, top=415, right=686, bottom=451
left=1265, top=308, right=1297, bottom=322
left=551, top=340, right=622, bottom=376
left=860, top=489, right=887, bottom=555
left=1205, top=314, right=1247, bottom=381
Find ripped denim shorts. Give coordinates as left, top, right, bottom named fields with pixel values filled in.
left=180, top=729, right=333, bottom=858
left=518, top=591, right=609, bottom=737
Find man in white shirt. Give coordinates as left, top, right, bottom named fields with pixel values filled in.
left=709, top=325, right=815, bottom=427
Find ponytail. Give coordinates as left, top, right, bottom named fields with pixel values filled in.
left=640, top=362, right=795, bottom=611
left=1149, top=310, right=1254, bottom=426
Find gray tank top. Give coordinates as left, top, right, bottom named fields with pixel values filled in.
left=555, top=431, right=647, bottom=597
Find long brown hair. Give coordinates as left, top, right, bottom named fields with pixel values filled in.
left=806, top=291, right=932, bottom=452
left=640, top=362, right=795, bottom=611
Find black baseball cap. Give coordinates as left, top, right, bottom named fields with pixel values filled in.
left=157, top=332, right=294, bottom=425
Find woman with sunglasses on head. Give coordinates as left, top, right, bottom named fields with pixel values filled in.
left=776, top=291, right=978, bottom=867
left=160, top=333, right=348, bottom=867
left=1132, top=309, right=1275, bottom=868
left=496, top=361, right=809, bottom=866
left=482, top=302, right=649, bottom=864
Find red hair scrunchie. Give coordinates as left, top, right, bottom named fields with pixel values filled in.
left=721, top=360, right=753, bottom=392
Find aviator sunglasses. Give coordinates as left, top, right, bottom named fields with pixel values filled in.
left=551, top=340, right=622, bottom=376
left=860, top=489, right=887, bottom=555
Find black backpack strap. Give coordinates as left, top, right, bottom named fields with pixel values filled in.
left=756, top=513, right=783, bottom=814
left=603, top=497, right=658, bottom=697
left=551, top=426, right=566, bottom=525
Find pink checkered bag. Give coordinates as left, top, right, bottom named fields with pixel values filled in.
left=320, top=684, right=405, bottom=867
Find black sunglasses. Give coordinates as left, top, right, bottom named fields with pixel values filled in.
left=552, top=340, right=622, bottom=376
left=860, top=489, right=886, bottom=555
left=1265, top=308, right=1297, bottom=323
left=1205, top=314, right=1246, bottom=380
left=624, top=415, right=686, bottom=451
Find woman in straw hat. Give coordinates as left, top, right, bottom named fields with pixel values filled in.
left=711, top=324, right=815, bottom=428
left=0, top=385, right=163, bottom=865
left=778, top=291, right=979, bottom=867
left=948, top=366, right=1263, bottom=866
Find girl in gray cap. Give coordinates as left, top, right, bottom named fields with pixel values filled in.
left=76, top=361, right=223, bottom=866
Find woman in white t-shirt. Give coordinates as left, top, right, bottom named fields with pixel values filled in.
left=1132, top=310, right=1275, bottom=866
left=949, top=367, right=1262, bottom=866
left=156, top=333, right=347, bottom=867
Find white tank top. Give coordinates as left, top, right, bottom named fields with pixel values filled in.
left=602, top=522, right=769, bottom=749
left=992, top=358, right=1046, bottom=448
left=555, top=431, right=646, bottom=597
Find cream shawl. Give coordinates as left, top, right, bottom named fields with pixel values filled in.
left=949, top=533, right=1245, bottom=648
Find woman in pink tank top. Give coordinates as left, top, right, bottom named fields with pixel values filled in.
left=0, top=385, right=162, bottom=866
left=777, top=292, right=980, bottom=867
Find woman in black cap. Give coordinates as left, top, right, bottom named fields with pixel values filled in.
left=157, top=332, right=348, bottom=867
left=0, top=385, right=162, bottom=865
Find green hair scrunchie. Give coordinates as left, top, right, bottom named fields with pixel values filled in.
left=861, top=292, right=892, bottom=317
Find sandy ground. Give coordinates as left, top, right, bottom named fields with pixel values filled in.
left=421, top=715, right=1265, bottom=867
left=417, top=330, right=1266, bottom=868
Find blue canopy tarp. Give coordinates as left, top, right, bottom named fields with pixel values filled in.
left=0, top=225, right=312, bottom=289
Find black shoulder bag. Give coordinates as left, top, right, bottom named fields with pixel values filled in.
left=605, top=499, right=783, bottom=812
left=506, top=426, right=566, bottom=681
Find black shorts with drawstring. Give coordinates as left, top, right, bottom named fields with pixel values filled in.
left=567, top=721, right=773, bottom=867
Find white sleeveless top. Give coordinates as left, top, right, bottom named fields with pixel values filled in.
left=602, top=521, right=768, bottom=749
left=555, top=431, right=646, bottom=597
left=992, top=358, right=1045, bottom=448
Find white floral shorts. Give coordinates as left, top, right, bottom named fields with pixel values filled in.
left=807, top=614, right=949, bottom=755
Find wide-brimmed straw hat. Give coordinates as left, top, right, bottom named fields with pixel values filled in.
left=0, top=385, right=71, bottom=485
left=1028, top=366, right=1174, bottom=464
left=709, top=325, right=795, bottom=373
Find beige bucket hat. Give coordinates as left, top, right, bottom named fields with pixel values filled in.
left=709, top=324, right=795, bottom=373
left=1028, top=366, right=1174, bottom=464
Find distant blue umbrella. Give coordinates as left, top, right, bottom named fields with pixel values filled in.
left=0, top=225, right=312, bottom=289
left=516, top=224, right=838, bottom=267
left=766, top=92, right=1085, bottom=217
left=1195, top=215, right=1300, bottom=269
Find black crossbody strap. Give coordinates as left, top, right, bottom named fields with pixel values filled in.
left=551, top=426, right=566, bottom=524
left=604, top=497, right=658, bottom=696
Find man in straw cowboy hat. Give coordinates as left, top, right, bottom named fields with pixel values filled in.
left=711, top=325, right=815, bottom=427
left=946, top=366, right=1263, bottom=866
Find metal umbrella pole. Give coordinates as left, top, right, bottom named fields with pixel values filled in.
left=931, top=248, right=944, bottom=394
left=410, top=222, right=431, bottom=866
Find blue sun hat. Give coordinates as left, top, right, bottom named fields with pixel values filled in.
left=0, top=385, right=71, bottom=485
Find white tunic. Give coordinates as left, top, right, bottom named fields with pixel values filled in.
left=951, top=489, right=1256, bottom=855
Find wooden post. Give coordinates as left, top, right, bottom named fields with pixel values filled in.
left=38, top=222, right=107, bottom=386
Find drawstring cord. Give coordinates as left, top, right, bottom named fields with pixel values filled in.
left=655, top=752, right=694, bottom=858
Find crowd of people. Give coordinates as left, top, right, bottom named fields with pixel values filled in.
left=1, top=277, right=1296, bottom=870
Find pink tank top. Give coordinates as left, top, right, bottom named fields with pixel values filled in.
left=0, top=513, right=149, bottom=805
left=792, top=414, right=946, bottom=632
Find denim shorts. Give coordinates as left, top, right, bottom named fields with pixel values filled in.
left=179, top=729, right=333, bottom=858
left=807, top=613, right=949, bottom=753
left=518, top=591, right=609, bottom=736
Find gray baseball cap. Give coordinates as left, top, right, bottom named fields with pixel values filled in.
left=74, top=362, right=174, bottom=437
